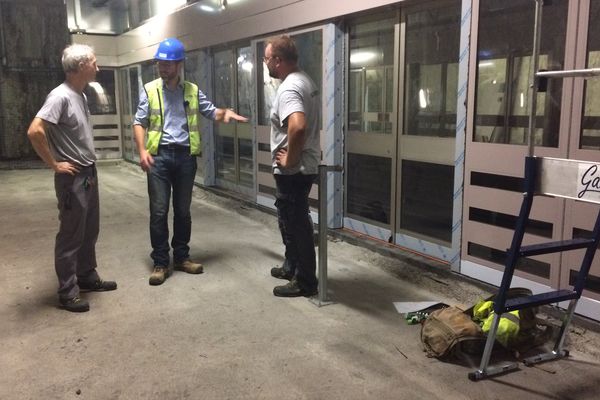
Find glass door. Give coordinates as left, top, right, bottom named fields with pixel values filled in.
left=396, top=2, right=461, bottom=246
left=213, top=45, right=255, bottom=195
left=345, top=14, right=397, bottom=240
left=118, top=65, right=142, bottom=163
left=85, top=68, right=120, bottom=159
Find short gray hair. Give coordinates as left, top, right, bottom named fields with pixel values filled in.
left=61, top=44, right=95, bottom=73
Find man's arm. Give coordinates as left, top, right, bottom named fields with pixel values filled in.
left=275, top=112, right=306, bottom=169
left=27, top=117, right=79, bottom=175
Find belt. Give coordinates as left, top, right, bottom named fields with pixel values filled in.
left=159, top=143, right=189, bottom=150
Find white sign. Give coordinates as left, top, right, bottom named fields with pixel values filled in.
left=577, top=163, right=600, bottom=202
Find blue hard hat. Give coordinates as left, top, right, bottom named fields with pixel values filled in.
left=154, top=38, right=185, bottom=61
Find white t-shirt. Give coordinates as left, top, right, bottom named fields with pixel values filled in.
left=270, top=71, right=321, bottom=175
left=36, top=82, right=96, bottom=166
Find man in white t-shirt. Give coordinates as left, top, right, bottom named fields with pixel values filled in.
left=265, top=35, right=321, bottom=297
left=27, top=44, right=116, bottom=312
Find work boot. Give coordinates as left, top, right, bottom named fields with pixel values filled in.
left=79, top=279, right=117, bottom=292
left=149, top=266, right=170, bottom=285
left=270, top=266, right=293, bottom=281
left=273, top=278, right=318, bottom=298
left=174, top=259, right=203, bottom=274
left=59, top=296, right=90, bottom=312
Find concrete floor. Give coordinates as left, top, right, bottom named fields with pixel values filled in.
left=1, top=163, right=600, bottom=400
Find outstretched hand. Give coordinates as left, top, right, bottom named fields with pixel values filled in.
left=222, top=109, right=249, bottom=123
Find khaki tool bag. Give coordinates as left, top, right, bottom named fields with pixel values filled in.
left=421, top=306, right=485, bottom=359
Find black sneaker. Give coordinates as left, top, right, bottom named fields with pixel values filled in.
left=79, top=279, right=117, bottom=292
left=59, top=296, right=90, bottom=312
left=273, top=278, right=318, bottom=297
left=270, top=266, right=294, bottom=280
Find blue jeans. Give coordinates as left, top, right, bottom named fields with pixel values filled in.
left=147, top=146, right=197, bottom=267
left=274, top=173, right=318, bottom=291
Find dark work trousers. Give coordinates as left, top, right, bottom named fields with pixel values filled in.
left=147, top=145, right=197, bottom=267
left=274, top=173, right=318, bottom=291
left=54, top=165, right=100, bottom=300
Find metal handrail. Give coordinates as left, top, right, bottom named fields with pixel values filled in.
left=537, top=68, right=600, bottom=79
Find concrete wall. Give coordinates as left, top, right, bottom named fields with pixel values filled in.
left=0, top=0, right=69, bottom=160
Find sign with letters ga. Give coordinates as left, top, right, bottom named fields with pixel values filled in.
left=578, top=162, right=600, bottom=201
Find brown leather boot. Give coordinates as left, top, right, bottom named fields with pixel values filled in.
left=174, top=259, right=203, bottom=274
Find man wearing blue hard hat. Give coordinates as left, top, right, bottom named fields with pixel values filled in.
left=133, top=37, right=248, bottom=286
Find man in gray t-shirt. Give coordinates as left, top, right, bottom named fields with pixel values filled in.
left=27, top=44, right=116, bottom=313
left=265, top=35, right=321, bottom=298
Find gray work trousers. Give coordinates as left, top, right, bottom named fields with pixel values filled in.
left=54, top=165, right=100, bottom=300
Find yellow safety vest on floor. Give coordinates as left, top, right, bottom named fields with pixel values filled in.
left=473, top=300, right=520, bottom=348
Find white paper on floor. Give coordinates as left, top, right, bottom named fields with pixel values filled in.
left=393, top=301, right=443, bottom=316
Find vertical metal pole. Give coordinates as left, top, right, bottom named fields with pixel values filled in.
left=317, top=164, right=329, bottom=303
left=527, top=0, right=544, bottom=156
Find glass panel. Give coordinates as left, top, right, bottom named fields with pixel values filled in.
left=237, top=46, right=254, bottom=188
left=214, top=50, right=235, bottom=108
left=84, top=69, right=116, bottom=115
left=295, top=30, right=323, bottom=122
left=236, top=47, right=253, bottom=122
left=129, top=68, right=140, bottom=120
left=214, top=49, right=236, bottom=182
left=258, top=29, right=323, bottom=126
left=400, top=160, right=453, bottom=243
left=119, top=68, right=133, bottom=162
left=185, top=49, right=211, bottom=180
left=475, top=0, right=567, bottom=146
left=128, top=67, right=141, bottom=163
left=141, top=60, right=156, bottom=87
left=347, top=153, right=391, bottom=224
left=404, top=4, right=460, bottom=137
left=582, top=0, right=600, bottom=149
left=348, top=17, right=395, bottom=134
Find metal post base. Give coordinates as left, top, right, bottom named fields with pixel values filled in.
left=523, top=349, right=569, bottom=366
left=468, top=362, right=519, bottom=381
left=309, top=296, right=336, bottom=307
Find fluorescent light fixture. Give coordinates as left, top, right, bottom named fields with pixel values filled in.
left=478, top=61, right=494, bottom=68
left=88, top=82, right=105, bottom=95
left=520, top=92, right=525, bottom=108
left=199, top=4, right=217, bottom=12
left=350, top=51, right=376, bottom=65
left=419, top=89, right=427, bottom=109
left=241, top=61, right=253, bottom=72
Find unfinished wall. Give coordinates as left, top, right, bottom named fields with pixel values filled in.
left=0, top=0, right=69, bottom=160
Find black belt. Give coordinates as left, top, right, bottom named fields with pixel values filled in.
left=159, top=143, right=189, bottom=150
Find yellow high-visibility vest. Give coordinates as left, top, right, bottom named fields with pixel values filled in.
left=144, top=78, right=201, bottom=155
left=473, top=300, right=520, bottom=348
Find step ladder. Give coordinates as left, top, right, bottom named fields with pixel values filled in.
left=469, top=0, right=600, bottom=381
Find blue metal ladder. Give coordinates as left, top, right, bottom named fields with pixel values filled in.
left=469, top=0, right=600, bottom=381
left=468, top=157, right=600, bottom=381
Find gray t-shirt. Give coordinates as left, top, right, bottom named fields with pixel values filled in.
left=270, top=71, right=321, bottom=175
left=36, top=82, right=96, bottom=166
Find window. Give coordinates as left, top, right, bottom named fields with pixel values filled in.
left=581, top=0, right=600, bottom=149
left=84, top=70, right=116, bottom=115
left=404, top=6, right=459, bottom=137
left=348, top=17, right=395, bottom=134
left=474, top=0, right=567, bottom=146
left=258, top=30, right=323, bottom=126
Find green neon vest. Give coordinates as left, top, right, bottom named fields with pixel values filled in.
left=144, top=78, right=201, bottom=155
